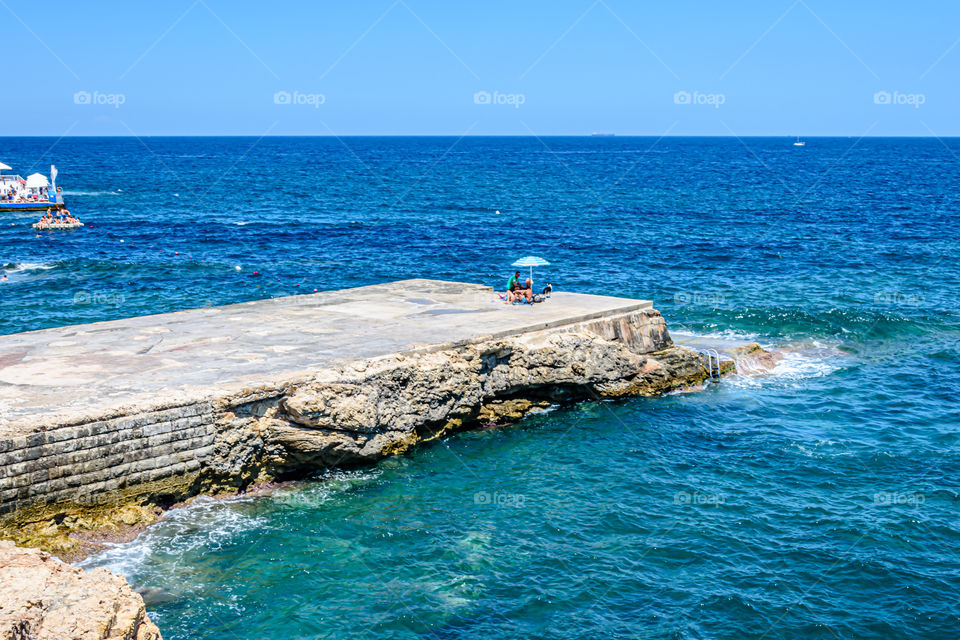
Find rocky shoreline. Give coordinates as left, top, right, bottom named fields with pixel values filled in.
left=0, top=286, right=775, bottom=639
left=1, top=308, right=708, bottom=557
left=0, top=540, right=161, bottom=640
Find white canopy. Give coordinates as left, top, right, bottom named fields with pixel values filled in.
left=25, top=173, right=49, bottom=189
left=0, top=162, right=11, bottom=171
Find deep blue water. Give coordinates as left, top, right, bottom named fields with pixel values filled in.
left=2, top=137, right=958, bottom=639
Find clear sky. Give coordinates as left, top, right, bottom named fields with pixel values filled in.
left=2, top=0, right=957, bottom=136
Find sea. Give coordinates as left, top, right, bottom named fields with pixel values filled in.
left=1, top=136, right=958, bottom=639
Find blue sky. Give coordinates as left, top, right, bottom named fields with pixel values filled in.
left=2, top=0, right=957, bottom=136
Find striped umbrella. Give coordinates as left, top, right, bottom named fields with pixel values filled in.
left=512, top=256, right=550, bottom=282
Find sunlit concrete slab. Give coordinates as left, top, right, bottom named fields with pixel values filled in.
left=0, top=280, right=652, bottom=433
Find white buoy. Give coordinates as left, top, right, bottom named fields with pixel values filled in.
left=235, top=265, right=242, bottom=271
left=495, top=210, right=500, bottom=215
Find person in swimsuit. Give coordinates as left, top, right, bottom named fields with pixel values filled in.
left=520, top=278, right=534, bottom=303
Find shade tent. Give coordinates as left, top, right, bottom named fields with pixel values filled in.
left=0, top=162, right=10, bottom=171
left=25, top=173, right=49, bottom=189
left=512, top=256, right=550, bottom=282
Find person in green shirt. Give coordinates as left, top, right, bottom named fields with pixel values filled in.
left=507, top=271, right=521, bottom=292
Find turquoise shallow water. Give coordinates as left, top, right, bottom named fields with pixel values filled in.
left=1, top=137, right=958, bottom=638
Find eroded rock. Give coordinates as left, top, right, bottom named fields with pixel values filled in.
left=0, top=540, right=161, bottom=640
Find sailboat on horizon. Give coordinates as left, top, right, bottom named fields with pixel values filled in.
left=793, top=136, right=806, bottom=147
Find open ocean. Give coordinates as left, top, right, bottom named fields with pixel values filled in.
left=2, top=136, right=959, bottom=639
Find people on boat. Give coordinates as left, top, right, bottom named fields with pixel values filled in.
left=33, top=208, right=81, bottom=229
left=1, top=184, right=28, bottom=202
left=0, top=176, right=60, bottom=204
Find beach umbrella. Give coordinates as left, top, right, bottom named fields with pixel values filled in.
left=25, top=173, right=49, bottom=189
left=512, top=255, right=550, bottom=282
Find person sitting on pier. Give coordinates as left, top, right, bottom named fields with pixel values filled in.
left=502, top=271, right=521, bottom=303
left=512, top=278, right=529, bottom=303
left=520, top=278, right=534, bottom=303
left=507, top=278, right=533, bottom=304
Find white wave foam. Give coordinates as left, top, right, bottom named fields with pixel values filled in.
left=673, top=330, right=843, bottom=388
left=728, top=346, right=842, bottom=389
left=273, top=468, right=382, bottom=510
left=60, top=190, right=119, bottom=196
left=671, top=328, right=764, bottom=343
left=3, top=262, right=56, bottom=273
left=80, top=494, right=270, bottom=580
left=784, top=440, right=855, bottom=459
left=767, top=351, right=841, bottom=379
left=81, top=469, right=382, bottom=581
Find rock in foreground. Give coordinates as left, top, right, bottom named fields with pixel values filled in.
left=0, top=540, right=161, bottom=640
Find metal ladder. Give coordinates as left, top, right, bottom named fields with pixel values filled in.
left=697, top=349, right=721, bottom=382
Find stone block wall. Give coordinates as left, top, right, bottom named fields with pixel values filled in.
left=0, top=402, right=217, bottom=519
left=0, top=307, right=698, bottom=550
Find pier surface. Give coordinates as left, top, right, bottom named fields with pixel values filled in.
left=0, top=280, right=651, bottom=433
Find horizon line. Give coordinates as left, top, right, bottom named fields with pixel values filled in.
left=1, top=134, right=958, bottom=139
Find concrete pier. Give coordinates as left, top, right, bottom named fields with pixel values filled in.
left=0, top=280, right=651, bottom=433
left=0, top=280, right=704, bottom=557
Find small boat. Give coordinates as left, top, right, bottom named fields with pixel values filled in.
left=0, top=164, right=66, bottom=212
left=793, top=136, right=806, bottom=147
left=33, top=221, right=83, bottom=230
